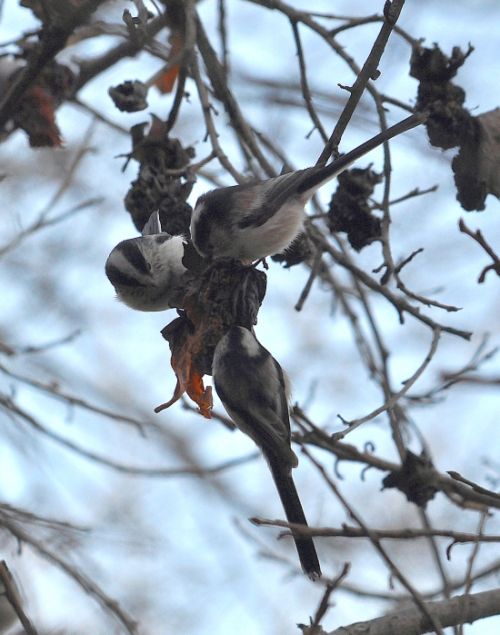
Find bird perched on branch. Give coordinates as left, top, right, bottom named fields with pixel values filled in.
left=190, top=113, right=425, bottom=261
left=105, top=211, right=194, bottom=312
left=212, top=325, right=321, bottom=579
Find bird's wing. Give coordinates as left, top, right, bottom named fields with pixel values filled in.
left=238, top=168, right=316, bottom=229
left=214, top=350, right=295, bottom=468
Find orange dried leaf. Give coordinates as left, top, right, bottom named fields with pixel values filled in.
left=26, top=86, right=62, bottom=147
left=155, top=340, right=213, bottom=419
left=154, top=66, right=180, bottom=94
left=154, top=30, right=183, bottom=94
left=154, top=345, right=191, bottom=412
left=154, top=376, right=184, bottom=413
left=186, top=374, right=213, bottom=419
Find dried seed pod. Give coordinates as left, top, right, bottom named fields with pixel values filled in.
left=271, top=232, right=314, bottom=268
left=452, top=108, right=500, bottom=211
left=109, top=80, right=148, bottom=113
left=328, top=167, right=382, bottom=251
left=124, top=117, right=195, bottom=233
left=410, top=43, right=474, bottom=149
left=382, top=450, right=438, bottom=508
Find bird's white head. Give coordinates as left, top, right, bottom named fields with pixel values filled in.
left=105, top=234, right=189, bottom=311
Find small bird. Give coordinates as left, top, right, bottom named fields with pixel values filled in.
left=212, top=325, right=321, bottom=579
left=191, top=113, right=424, bottom=261
left=105, top=211, right=193, bottom=311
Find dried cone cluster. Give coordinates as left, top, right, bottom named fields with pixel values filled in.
left=411, top=43, right=500, bottom=210
left=383, top=450, right=438, bottom=508
left=328, top=166, right=383, bottom=251
left=109, top=80, right=149, bottom=113
left=271, top=233, right=314, bottom=268
left=124, top=116, right=194, bottom=234
left=411, top=43, right=474, bottom=150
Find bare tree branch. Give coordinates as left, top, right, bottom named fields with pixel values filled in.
left=326, top=589, right=500, bottom=635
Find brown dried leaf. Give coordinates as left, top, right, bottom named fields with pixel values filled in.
left=157, top=262, right=267, bottom=419
left=477, top=108, right=500, bottom=199
left=17, top=85, right=62, bottom=147
left=155, top=321, right=213, bottom=419
left=154, top=20, right=184, bottom=94
left=453, top=108, right=500, bottom=211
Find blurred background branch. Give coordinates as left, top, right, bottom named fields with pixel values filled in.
left=0, top=1, right=498, bottom=634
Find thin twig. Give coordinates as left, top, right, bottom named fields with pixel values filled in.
left=333, top=328, right=441, bottom=441
left=459, top=218, right=500, bottom=283
left=195, top=14, right=276, bottom=177
left=75, top=15, right=166, bottom=91
left=190, top=41, right=244, bottom=182
left=339, top=560, right=500, bottom=602
left=418, top=509, right=457, bottom=635
left=310, top=226, right=471, bottom=340
left=457, top=512, right=489, bottom=635
left=1, top=521, right=138, bottom=634
left=217, top=0, right=230, bottom=75
left=0, top=363, right=146, bottom=434
left=447, top=472, right=500, bottom=501
left=71, top=98, right=129, bottom=134
left=0, top=561, right=39, bottom=635
left=294, top=248, right=323, bottom=311
left=1, top=390, right=257, bottom=477
left=250, top=519, right=500, bottom=545
left=292, top=406, right=500, bottom=511
left=316, top=0, right=406, bottom=164
left=289, top=18, right=328, bottom=143
left=0, top=503, right=89, bottom=533
left=308, top=563, right=350, bottom=629
left=302, top=447, right=446, bottom=635
left=0, top=198, right=102, bottom=257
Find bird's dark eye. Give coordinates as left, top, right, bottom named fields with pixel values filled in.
left=155, top=235, right=170, bottom=245
left=118, top=240, right=150, bottom=275
left=105, top=263, right=147, bottom=287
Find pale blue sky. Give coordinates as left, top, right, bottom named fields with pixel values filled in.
left=0, top=1, right=499, bottom=633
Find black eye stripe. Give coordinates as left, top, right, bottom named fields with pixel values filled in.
left=119, top=241, right=150, bottom=274
left=192, top=189, right=239, bottom=256
left=192, top=212, right=212, bottom=255
left=105, top=263, right=147, bottom=288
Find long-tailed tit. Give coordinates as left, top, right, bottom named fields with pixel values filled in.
left=191, top=113, right=424, bottom=261
left=212, top=326, right=321, bottom=579
left=105, top=211, right=194, bottom=311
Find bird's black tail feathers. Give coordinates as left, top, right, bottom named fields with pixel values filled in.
left=297, top=112, right=426, bottom=195
left=269, top=461, right=322, bottom=580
